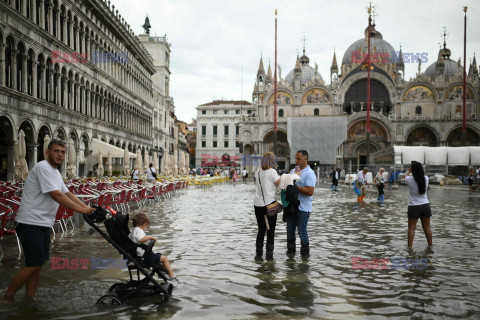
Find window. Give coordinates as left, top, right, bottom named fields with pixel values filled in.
left=247, top=110, right=252, bottom=114
left=224, top=125, right=229, bottom=136
left=224, top=110, right=229, bottom=114
left=279, top=109, right=284, bottom=117
left=213, top=126, right=218, bottom=135
left=236, top=125, right=240, bottom=135
left=201, top=126, right=206, bottom=135
left=213, top=141, right=217, bottom=148
left=455, top=105, right=462, bottom=114
left=236, top=110, right=240, bottom=114
left=224, top=141, right=229, bottom=148
left=236, top=141, right=240, bottom=148
left=416, top=106, right=422, bottom=115
left=314, top=108, right=319, bottom=115
left=213, top=110, right=218, bottom=114
left=202, top=110, right=206, bottom=114
left=201, top=141, right=206, bottom=148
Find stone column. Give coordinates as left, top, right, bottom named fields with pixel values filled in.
left=0, top=43, right=4, bottom=86
left=22, top=0, right=27, bottom=17
left=69, top=18, right=73, bottom=49
left=31, top=0, right=37, bottom=24
left=48, top=3, right=53, bottom=35
left=62, top=13, right=67, bottom=43
left=38, top=0, right=45, bottom=30
left=31, top=144, right=38, bottom=168
left=55, top=9, right=60, bottom=40
left=86, top=88, right=91, bottom=116
left=48, top=66, right=54, bottom=102
left=32, top=60, right=37, bottom=98
left=55, top=71, right=60, bottom=104
left=21, top=54, right=27, bottom=93
left=11, top=49, right=17, bottom=90
left=62, top=76, right=67, bottom=107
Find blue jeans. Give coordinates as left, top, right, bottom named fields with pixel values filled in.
left=286, top=210, right=310, bottom=245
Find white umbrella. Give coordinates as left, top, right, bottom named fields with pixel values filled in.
left=144, top=153, right=150, bottom=173
left=123, top=147, right=130, bottom=176
left=153, top=152, right=159, bottom=173
left=97, top=151, right=104, bottom=177
left=18, top=130, right=29, bottom=181
left=136, top=149, right=142, bottom=171
left=66, top=138, right=76, bottom=179
left=43, top=134, right=51, bottom=160
left=14, top=141, right=21, bottom=180
left=107, top=152, right=112, bottom=176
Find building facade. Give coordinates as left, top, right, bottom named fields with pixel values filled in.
left=196, top=100, right=254, bottom=168
left=242, top=23, right=480, bottom=171
left=0, top=1, right=191, bottom=181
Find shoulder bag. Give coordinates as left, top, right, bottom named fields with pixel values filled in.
left=257, top=169, right=283, bottom=217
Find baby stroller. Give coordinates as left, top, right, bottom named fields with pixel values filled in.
left=84, top=206, right=173, bottom=306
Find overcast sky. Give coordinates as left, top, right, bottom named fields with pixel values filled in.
left=111, top=0, right=480, bottom=123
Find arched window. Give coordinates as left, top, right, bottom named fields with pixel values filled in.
left=279, top=109, right=284, bottom=117
left=415, top=106, right=422, bottom=115
left=314, top=108, right=319, bottom=116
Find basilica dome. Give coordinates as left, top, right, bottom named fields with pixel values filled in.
left=285, top=52, right=323, bottom=86
left=341, top=24, right=396, bottom=66
left=424, top=47, right=462, bottom=80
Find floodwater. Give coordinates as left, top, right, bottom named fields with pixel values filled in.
left=1, top=182, right=480, bottom=319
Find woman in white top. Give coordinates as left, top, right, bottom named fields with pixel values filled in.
left=254, top=152, right=281, bottom=260
left=405, top=161, right=433, bottom=248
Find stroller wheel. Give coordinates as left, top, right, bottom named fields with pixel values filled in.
left=96, top=293, right=122, bottom=306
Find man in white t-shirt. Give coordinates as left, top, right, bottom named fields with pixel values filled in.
left=2, top=140, right=95, bottom=303
left=146, top=163, right=157, bottom=183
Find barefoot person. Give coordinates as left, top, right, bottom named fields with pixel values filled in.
left=355, top=167, right=369, bottom=202
left=2, top=140, right=95, bottom=303
left=406, top=161, right=433, bottom=248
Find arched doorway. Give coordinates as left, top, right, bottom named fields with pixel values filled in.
left=346, top=119, right=390, bottom=168
left=0, top=116, right=14, bottom=181
left=343, top=79, right=392, bottom=115
left=37, top=125, right=51, bottom=163
left=447, top=127, right=480, bottom=147
left=263, top=130, right=290, bottom=169
left=406, top=127, right=438, bottom=146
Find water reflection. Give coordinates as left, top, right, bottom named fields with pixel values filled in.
left=0, top=182, right=479, bottom=319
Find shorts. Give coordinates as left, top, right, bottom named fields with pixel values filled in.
left=144, top=252, right=162, bottom=265
left=15, top=223, right=51, bottom=267
left=407, top=203, right=432, bottom=220
left=332, top=179, right=338, bottom=186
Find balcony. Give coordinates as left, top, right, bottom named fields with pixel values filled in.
left=388, top=113, right=479, bottom=121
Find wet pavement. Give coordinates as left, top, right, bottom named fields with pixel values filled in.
left=1, top=182, right=480, bottom=319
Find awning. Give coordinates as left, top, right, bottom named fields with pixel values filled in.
left=90, top=138, right=136, bottom=158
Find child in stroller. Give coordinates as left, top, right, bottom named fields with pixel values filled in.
left=84, top=206, right=174, bottom=306
left=129, top=213, right=178, bottom=283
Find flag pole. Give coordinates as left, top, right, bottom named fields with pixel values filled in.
left=366, top=4, right=372, bottom=165
left=462, top=6, right=467, bottom=146
left=274, top=9, right=278, bottom=156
